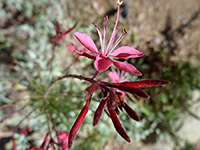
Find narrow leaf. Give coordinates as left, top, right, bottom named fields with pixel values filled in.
left=65, top=22, right=78, bottom=34
left=68, top=99, right=91, bottom=148
left=84, top=83, right=98, bottom=99
left=93, top=99, right=106, bottom=126
left=107, top=100, right=131, bottom=142
left=114, top=107, right=120, bottom=115
left=107, top=84, right=150, bottom=99
left=122, top=102, right=140, bottom=121
left=115, top=80, right=170, bottom=88
left=109, top=89, right=118, bottom=108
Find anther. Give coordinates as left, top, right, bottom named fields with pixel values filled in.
left=115, top=0, right=123, bottom=5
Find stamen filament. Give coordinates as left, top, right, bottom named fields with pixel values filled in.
left=93, top=23, right=103, bottom=53
left=107, top=30, right=127, bottom=56
left=102, top=17, right=106, bottom=55
left=105, top=16, right=109, bottom=51
left=106, top=4, right=120, bottom=55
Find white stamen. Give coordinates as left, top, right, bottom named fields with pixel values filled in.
left=115, top=0, right=123, bottom=5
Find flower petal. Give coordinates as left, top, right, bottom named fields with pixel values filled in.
left=68, top=99, right=91, bottom=149
left=74, top=32, right=99, bottom=54
left=109, top=71, right=119, bottom=83
left=115, top=80, right=171, bottom=88
left=112, top=60, right=142, bottom=76
left=66, top=44, right=75, bottom=53
left=95, top=55, right=113, bottom=71
left=65, top=22, right=78, bottom=34
left=110, top=46, right=144, bottom=59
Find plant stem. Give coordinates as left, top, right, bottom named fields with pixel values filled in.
left=92, top=71, right=99, bottom=79
left=63, top=56, right=78, bottom=72
left=47, top=44, right=57, bottom=71
left=44, top=74, right=97, bottom=99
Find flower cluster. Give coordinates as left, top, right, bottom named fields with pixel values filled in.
left=9, top=0, right=170, bottom=149
left=72, top=1, right=143, bottom=75
left=68, top=76, right=170, bottom=148
left=65, top=0, right=170, bottom=149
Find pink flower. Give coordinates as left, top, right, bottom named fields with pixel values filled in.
left=74, top=2, right=143, bottom=75
left=109, top=70, right=128, bottom=83
left=109, top=70, right=128, bottom=98
left=51, top=22, right=77, bottom=45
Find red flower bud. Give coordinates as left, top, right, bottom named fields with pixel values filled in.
left=122, top=101, right=140, bottom=121
left=68, top=99, right=91, bottom=148
left=93, top=99, right=106, bottom=126
left=107, top=98, right=131, bottom=142
left=108, top=89, right=118, bottom=108
left=84, top=83, right=98, bottom=99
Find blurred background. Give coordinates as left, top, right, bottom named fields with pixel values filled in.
left=0, top=0, right=200, bottom=149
